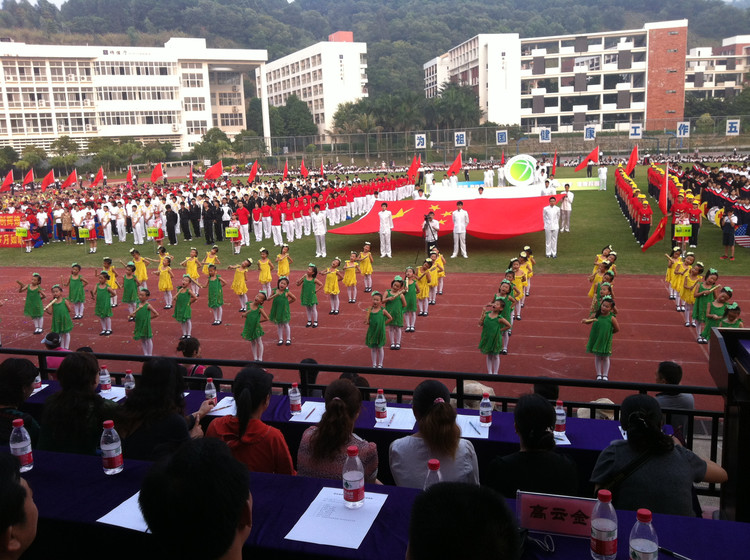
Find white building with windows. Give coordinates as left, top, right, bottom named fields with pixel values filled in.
left=0, top=37, right=270, bottom=154
left=257, top=31, right=368, bottom=137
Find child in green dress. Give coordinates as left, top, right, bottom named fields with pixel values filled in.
left=90, top=271, right=116, bottom=336
left=384, top=276, right=406, bottom=350
left=268, top=277, right=296, bottom=346
left=44, top=284, right=73, bottom=349
left=403, top=266, right=418, bottom=333
left=174, top=275, right=199, bottom=339
left=720, top=302, right=743, bottom=329
left=241, top=292, right=269, bottom=361
left=296, top=264, right=323, bottom=328
left=129, top=288, right=160, bottom=355
left=122, top=263, right=141, bottom=319
left=365, top=291, right=392, bottom=368
left=63, top=263, right=88, bottom=320
left=582, top=296, right=620, bottom=381
left=201, top=264, right=227, bottom=326
left=478, top=298, right=512, bottom=375
left=17, top=272, right=46, bottom=334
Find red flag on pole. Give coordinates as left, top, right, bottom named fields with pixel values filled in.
left=126, top=166, right=132, bottom=185
left=23, top=168, right=34, bottom=185
left=150, top=163, right=163, bottom=183
left=204, top=161, right=223, bottom=181
left=300, top=159, right=309, bottom=178
left=501, top=150, right=505, bottom=165
left=417, top=154, right=422, bottom=168
left=189, top=164, right=193, bottom=185
left=0, top=170, right=12, bottom=193
left=61, top=169, right=77, bottom=189
left=320, top=161, right=325, bottom=178
left=91, top=167, right=103, bottom=187
left=659, top=164, right=669, bottom=216
left=641, top=216, right=668, bottom=251
left=574, top=146, right=599, bottom=172
left=41, top=170, right=54, bottom=192
left=406, top=155, right=418, bottom=181
left=248, top=160, right=258, bottom=183
left=282, top=160, right=288, bottom=180
left=447, top=152, right=463, bottom=176
left=552, top=150, right=557, bottom=176
left=625, top=145, right=639, bottom=176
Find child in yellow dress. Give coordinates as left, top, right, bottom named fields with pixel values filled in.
left=431, top=249, right=447, bottom=296
left=509, top=258, right=527, bottom=319
left=228, top=258, right=253, bottom=312
left=681, top=259, right=702, bottom=328
left=343, top=250, right=360, bottom=303
left=664, top=246, right=682, bottom=302
left=180, top=248, right=202, bottom=297
left=588, top=261, right=611, bottom=299
left=669, top=250, right=689, bottom=312
left=428, top=250, right=443, bottom=305
left=154, top=256, right=174, bottom=309
left=102, top=257, right=119, bottom=307
left=522, top=246, right=537, bottom=296
left=416, top=260, right=432, bottom=317
left=257, top=248, right=275, bottom=297
left=323, top=258, right=344, bottom=315
left=358, top=242, right=374, bottom=293
left=276, top=244, right=293, bottom=279
left=202, top=245, right=220, bottom=274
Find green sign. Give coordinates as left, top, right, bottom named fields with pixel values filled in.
left=146, top=227, right=159, bottom=238
left=15, top=227, right=27, bottom=237
left=78, top=228, right=90, bottom=239
left=675, top=225, right=692, bottom=237
left=225, top=227, right=239, bottom=238
left=503, top=154, right=538, bottom=187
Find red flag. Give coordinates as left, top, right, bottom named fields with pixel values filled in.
left=659, top=164, right=669, bottom=215
left=188, top=164, right=194, bottom=184
left=126, top=166, right=132, bottom=185
left=41, top=170, right=54, bottom=192
left=320, top=161, right=325, bottom=178
left=61, top=169, right=77, bottom=189
left=574, top=146, right=599, bottom=172
left=150, top=163, right=163, bottom=183
left=248, top=160, right=258, bottom=183
left=0, top=170, right=12, bottom=193
left=283, top=160, right=288, bottom=180
left=406, top=155, right=418, bottom=181
left=641, top=216, right=668, bottom=251
left=417, top=154, right=422, bottom=168
left=552, top=150, right=557, bottom=176
left=91, top=167, right=103, bottom=187
left=501, top=151, right=505, bottom=165
left=300, top=159, right=309, bottom=178
left=625, top=145, right=639, bottom=176
left=23, top=168, right=34, bottom=185
left=204, top=161, right=224, bottom=181
left=447, top=152, right=463, bottom=176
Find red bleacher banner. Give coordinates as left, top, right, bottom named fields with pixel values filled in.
left=0, top=213, right=24, bottom=247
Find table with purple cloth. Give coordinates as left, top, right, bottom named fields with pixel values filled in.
left=7, top=448, right=750, bottom=560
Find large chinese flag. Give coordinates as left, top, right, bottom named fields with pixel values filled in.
left=574, top=146, right=599, bottom=172
left=91, top=167, right=103, bottom=187
left=331, top=195, right=563, bottom=240
left=61, top=169, right=77, bottom=189
left=204, top=161, right=223, bottom=181
left=150, top=163, right=164, bottom=183
left=300, top=159, right=309, bottom=178
left=41, top=170, right=55, bottom=192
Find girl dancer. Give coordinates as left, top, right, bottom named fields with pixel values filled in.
left=241, top=292, right=269, bottom=361
left=693, top=268, right=720, bottom=343
left=296, top=264, right=323, bottom=328
left=479, top=298, right=511, bottom=375
left=522, top=246, right=536, bottom=296
left=130, top=288, right=159, bottom=356
left=384, top=276, right=406, bottom=350
left=664, top=246, right=683, bottom=302
left=510, top=258, right=527, bottom=319
left=122, top=263, right=141, bottom=319
left=323, top=258, right=344, bottom=315
left=90, top=271, right=115, bottom=336
left=358, top=242, right=374, bottom=293
left=720, top=303, right=743, bottom=329
left=180, top=248, right=202, bottom=297
left=229, top=258, right=252, bottom=312
left=257, top=247, right=275, bottom=297
left=268, top=276, right=296, bottom=346
left=276, top=244, right=293, bottom=279
left=700, top=287, right=733, bottom=344
left=155, top=256, right=174, bottom=309
left=492, top=279, right=516, bottom=354
left=582, top=296, right=620, bottom=381
left=416, top=260, right=432, bottom=317
left=403, top=266, right=418, bottom=333
left=343, top=251, right=360, bottom=303
left=127, top=248, right=153, bottom=291
left=174, top=275, right=198, bottom=339
left=63, top=263, right=87, bottom=320
left=44, top=284, right=73, bottom=349
left=365, top=291, right=392, bottom=368
left=203, top=245, right=220, bottom=275
left=17, top=273, right=45, bottom=334
left=102, top=257, right=119, bottom=307
left=204, top=264, right=227, bottom=325
left=428, top=251, right=443, bottom=305
left=681, top=260, right=703, bottom=328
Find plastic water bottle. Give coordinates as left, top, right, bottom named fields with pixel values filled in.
left=9, top=419, right=33, bottom=472
left=555, top=399, right=567, bottom=434
left=99, top=365, right=111, bottom=395
left=591, top=489, right=618, bottom=560
left=33, top=372, right=42, bottom=390
left=204, top=377, right=217, bottom=405
left=123, top=369, right=135, bottom=397
left=343, top=445, right=365, bottom=509
left=423, top=459, right=442, bottom=490
left=479, top=392, right=493, bottom=427
left=100, top=420, right=123, bottom=475
left=374, top=388, right=387, bottom=422
left=629, top=509, right=658, bottom=560
left=289, top=382, right=302, bottom=415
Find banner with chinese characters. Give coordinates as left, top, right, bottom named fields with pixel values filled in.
left=0, top=213, right=24, bottom=247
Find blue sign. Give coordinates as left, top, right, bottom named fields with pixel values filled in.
left=539, top=128, right=551, bottom=143
left=496, top=130, right=508, bottom=145
left=726, top=119, right=740, bottom=136
left=415, top=134, right=426, bottom=149
left=584, top=126, right=596, bottom=141
left=629, top=124, right=643, bottom=140
left=454, top=132, right=467, bottom=147
left=676, top=122, right=690, bottom=138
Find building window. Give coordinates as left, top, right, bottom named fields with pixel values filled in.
left=219, top=113, right=243, bottom=127
left=182, top=73, right=204, bottom=88
left=218, top=92, right=242, bottom=106
left=183, top=97, right=206, bottom=112
left=186, top=120, right=208, bottom=135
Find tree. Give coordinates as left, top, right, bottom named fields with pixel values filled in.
left=116, top=140, right=142, bottom=165
left=247, top=97, right=263, bottom=136
left=695, top=113, right=715, bottom=135
left=191, top=127, right=232, bottom=162
left=0, top=146, right=19, bottom=172
left=280, top=95, right=317, bottom=137
left=356, top=113, right=381, bottom=163
left=21, top=145, right=47, bottom=172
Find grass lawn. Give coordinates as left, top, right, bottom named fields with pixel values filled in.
left=3, top=164, right=745, bottom=277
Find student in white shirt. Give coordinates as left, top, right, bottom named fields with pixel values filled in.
left=451, top=201, right=469, bottom=258
left=542, top=197, right=561, bottom=258
left=378, top=203, right=394, bottom=258
left=559, top=183, right=574, bottom=232
left=311, top=204, right=327, bottom=258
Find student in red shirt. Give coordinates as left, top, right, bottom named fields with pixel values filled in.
left=270, top=202, right=283, bottom=246
left=235, top=201, right=251, bottom=247
left=260, top=200, right=272, bottom=240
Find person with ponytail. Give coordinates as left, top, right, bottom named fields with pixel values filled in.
left=389, top=380, right=478, bottom=488
left=484, top=393, right=578, bottom=498
left=206, top=366, right=295, bottom=474
left=591, top=394, right=726, bottom=516
left=296, top=379, right=379, bottom=482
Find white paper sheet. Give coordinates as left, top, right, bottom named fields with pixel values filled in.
left=97, top=492, right=149, bottom=532
left=207, top=396, right=236, bottom=417
left=285, top=487, right=387, bottom=549
left=99, top=386, right=126, bottom=402
left=553, top=431, right=571, bottom=446
left=455, top=414, right=490, bottom=439
left=30, top=384, right=49, bottom=397
left=372, top=408, right=416, bottom=430
left=289, top=401, right=324, bottom=423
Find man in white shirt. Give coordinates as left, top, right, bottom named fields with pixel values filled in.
left=451, top=201, right=469, bottom=258
left=378, top=203, right=394, bottom=258
left=540, top=180, right=556, bottom=197
left=559, top=183, right=574, bottom=232
left=114, top=202, right=127, bottom=241
left=52, top=203, right=64, bottom=241
left=422, top=211, right=440, bottom=255
left=311, top=204, right=327, bottom=258
left=598, top=165, right=608, bottom=191
left=35, top=207, right=48, bottom=244
left=542, top=197, right=561, bottom=258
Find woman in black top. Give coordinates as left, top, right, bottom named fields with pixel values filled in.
left=202, top=201, right=214, bottom=244
left=484, top=393, right=579, bottom=498
left=0, top=358, right=41, bottom=446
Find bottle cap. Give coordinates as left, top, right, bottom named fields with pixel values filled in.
left=557, top=399, right=563, bottom=407
left=292, top=382, right=298, bottom=388
left=346, top=445, right=359, bottom=457
left=636, top=509, right=652, bottom=522
left=101, top=365, right=108, bottom=370
left=12, top=419, right=24, bottom=428
left=125, top=369, right=132, bottom=374
left=207, top=378, right=213, bottom=383
left=428, top=459, right=440, bottom=471
left=377, top=388, right=384, bottom=394
left=597, top=489, right=612, bottom=503
left=103, top=420, right=114, bottom=429
left=482, top=392, right=489, bottom=398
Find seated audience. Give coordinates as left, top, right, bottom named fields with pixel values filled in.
left=206, top=366, right=295, bottom=474
left=591, top=394, right=727, bottom=517
left=484, top=393, right=579, bottom=498
left=299, top=358, right=323, bottom=398
left=297, top=379, right=378, bottom=482
left=407, top=482, right=520, bottom=560
left=117, top=358, right=210, bottom=460
left=38, top=352, right=118, bottom=455
left=139, top=439, right=251, bottom=560
left=654, top=360, right=694, bottom=439
left=40, top=332, right=71, bottom=376
left=0, top=454, right=38, bottom=560
left=389, top=380, right=479, bottom=488
left=0, top=359, right=41, bottom=446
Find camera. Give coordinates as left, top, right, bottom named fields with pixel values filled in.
left=424, top=214, right=431, bottom=221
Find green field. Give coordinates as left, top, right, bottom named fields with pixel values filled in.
left=3, top=164, right=745, bottom=277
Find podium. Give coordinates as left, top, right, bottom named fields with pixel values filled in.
left=709, top=327, right=750, bottom=522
